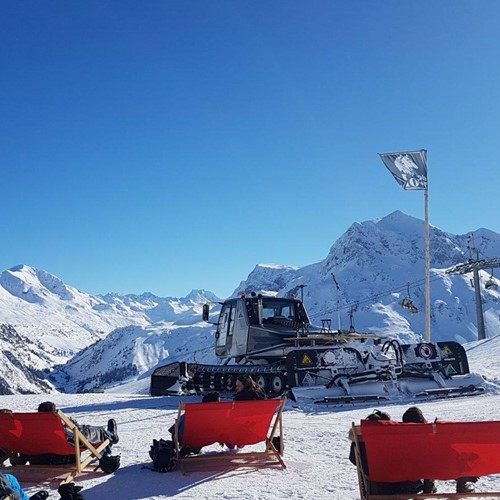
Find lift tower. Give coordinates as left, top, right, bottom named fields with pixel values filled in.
left=446, top=258, right=500, bottom=340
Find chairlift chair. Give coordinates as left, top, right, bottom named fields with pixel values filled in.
left=401, top=297, right=418, bottom=314
left=400, top=282, right=418, bottom=313
left=485, top=276, right=498, bottom=291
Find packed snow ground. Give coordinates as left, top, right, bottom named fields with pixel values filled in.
left=2, top=336, right=500, bottom=500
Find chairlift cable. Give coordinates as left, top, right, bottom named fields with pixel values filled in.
left=310, top=275, right=442, bottom=320
left=314, top=277, right=426, bottom=316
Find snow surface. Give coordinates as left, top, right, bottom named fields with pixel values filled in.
left=3, top=336, right=500, bottom=500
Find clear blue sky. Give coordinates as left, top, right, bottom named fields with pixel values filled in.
left=2, top=1, right=499, bottom=298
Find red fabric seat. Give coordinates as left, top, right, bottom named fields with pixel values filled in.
left=0, top=410, right=113, bottom=484
left=0, top=412, right=77, bottom=456
left=361, top=419, right=500, bottom=482
left=181, top=400, right=281, bottom=449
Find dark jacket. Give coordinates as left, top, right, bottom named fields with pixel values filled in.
left=349, top=441, right=408, bottom=495
left=233, top=387, right=266, bottom=401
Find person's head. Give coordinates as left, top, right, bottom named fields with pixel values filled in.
left=202, top=392, right=220, bottom=403
left=38, top=401, right=57, bottom=413
left=0, top=409, right=12, bottom=413
left=366, top=409, right=391, bottom=421
left=402, top=406, right=427, bottom=423
left=235, top=374, right=258, bottom=393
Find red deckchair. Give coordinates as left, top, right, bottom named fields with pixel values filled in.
left=0, top=410, right=111, bottom=483
left=173, top=399, right=286, bottom=473
left=352, top=419, right=500, bottom=499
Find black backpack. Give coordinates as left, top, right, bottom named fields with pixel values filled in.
left=58, top=482, right=85, bottom=500
left=99, top=454, right=121, bottom=474
left=149, top=439, right=176, bottom=473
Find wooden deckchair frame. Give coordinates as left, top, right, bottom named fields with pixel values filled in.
left=0, top=410, right=111, bottom=484
left=173, top=399, right=286, bottom=474
left=352, top=422, right=500, bottom=499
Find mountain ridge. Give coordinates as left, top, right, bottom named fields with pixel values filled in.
left=1, top=211, right=499, bottom=394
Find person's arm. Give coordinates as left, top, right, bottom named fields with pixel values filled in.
left=64, top=428, right=76, bottom=445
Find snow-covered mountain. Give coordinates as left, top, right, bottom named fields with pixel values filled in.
left=0, top=323, right=53, bottom=394
left=0, top=264, right=220, bottom=394
left=51, top=323, right=219, bottom=393
left=53, top=211, right=500, bottom=394
left=1, top=210, right=499, bottom=394
left=0, top=265, right=219, bottom=348
left=234, top=211, right=500, bottom=344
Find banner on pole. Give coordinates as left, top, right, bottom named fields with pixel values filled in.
left=378, top=150, right=428, bottom=190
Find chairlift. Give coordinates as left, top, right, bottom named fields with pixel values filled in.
left=485, top=275, right=498, bottom=291
left=400, top=282, right=418, bottom=314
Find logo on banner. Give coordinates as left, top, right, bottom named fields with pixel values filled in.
left=379, top=150, right=428, bottom=190
left=394, top=155, right=426, bottom=189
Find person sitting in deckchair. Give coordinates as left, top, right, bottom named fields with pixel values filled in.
left=402, top=406, right=478, bottom=494
left=233, top=375, right=266, bottom=401
left=38, top=401, right=118, bottom=446
left=169, top=392, right=220, bottom=456
left=348, top=409, right=401, bottom=496
left=27, top=401, right=118, bottom=466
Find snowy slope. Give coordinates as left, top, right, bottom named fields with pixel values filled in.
left=0, top=266, right=220, bottom=354
left=466, top=334, right=500, bottom=383
left=52, top=322, right=219, bottom=393
left=0, top=323, right=53, bottom=394
left=0, top=264, right=220, bottom=393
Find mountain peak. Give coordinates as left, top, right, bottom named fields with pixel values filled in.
left=1, top=264, right=74, bottom=303
left=9, top=264, right=33, bottom=273
left=184, top=289, right=220, bottom=302
left=372, top=210, right=424, bottom=235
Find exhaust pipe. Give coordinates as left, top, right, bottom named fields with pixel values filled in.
left=257, top=294, right=263, bottom=325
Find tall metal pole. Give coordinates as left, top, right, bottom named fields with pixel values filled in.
left=425, top=187, right=431, bottom=342
left=446, top=257, right=500, bottom=341
left=472, top=267, right=486, bottom=340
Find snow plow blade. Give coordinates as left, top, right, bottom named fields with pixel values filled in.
left=288, top=341, right=486, bottom=406
left=150, top=361, right=191, bottom=396
left=313, top=395, right=391, bottom=406
left=415, top=384, right=485, bottom=398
